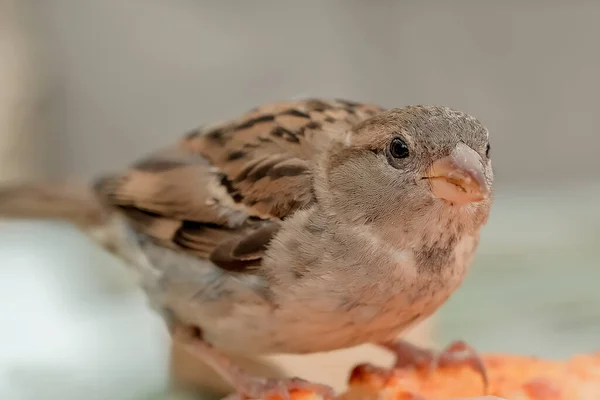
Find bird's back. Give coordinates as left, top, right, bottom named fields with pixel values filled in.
left=92, top=98, right=384, bottom=270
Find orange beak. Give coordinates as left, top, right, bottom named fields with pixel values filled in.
left=424, top=142, right=489, bottom=205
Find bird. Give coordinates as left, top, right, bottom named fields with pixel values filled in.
left=0, top=98, right=494, bottom=399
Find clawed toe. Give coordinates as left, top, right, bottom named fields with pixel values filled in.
left=432, top=340, right=488, bottom=391
left=381, top=339, right=489, bottom=394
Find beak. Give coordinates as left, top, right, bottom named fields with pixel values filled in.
left=424, top=142, right=489, bottom=205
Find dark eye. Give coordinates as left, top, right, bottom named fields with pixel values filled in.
left=485, top=143, right=491, bottom=158
left=389, top=137, right=410, bottom=159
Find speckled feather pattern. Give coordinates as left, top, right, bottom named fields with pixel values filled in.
left=95, top=99, right=382, bottom=264
left=89, top=98, right=493, bottom=355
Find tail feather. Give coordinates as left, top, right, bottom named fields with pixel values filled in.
left=0, top=181, right=165, bottom=308
left=0, top=182, right=109, bottom=228
left=0, top=181, right=153, bottom=272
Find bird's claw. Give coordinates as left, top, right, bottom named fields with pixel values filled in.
left=384, top=339, right=489, bottom=394
left=431, top=340, right=489, bottom=392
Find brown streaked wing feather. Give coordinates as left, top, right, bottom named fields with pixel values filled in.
left=209, top=221, right=281, bottom=272
left=95, top=147, right=246, bottom=227
left=182, top=98, right=384, bottom=219
left=95, top=98, right=384, bottom=272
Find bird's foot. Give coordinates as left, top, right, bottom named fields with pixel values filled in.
left=172, top=323, right=335, bottom=400
left=381, top=339, right=488, bottom=392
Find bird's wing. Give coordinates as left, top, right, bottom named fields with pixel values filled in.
left=94, top=98, right=384, bottom=273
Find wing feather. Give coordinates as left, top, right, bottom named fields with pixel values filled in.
left=94, top=99, right=384, bottom=272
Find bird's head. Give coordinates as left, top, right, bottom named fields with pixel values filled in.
left=318, top=105, right=493, bottom=238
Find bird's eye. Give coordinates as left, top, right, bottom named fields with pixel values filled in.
left=485, top=143, right=491, bottom=158
left=389, top=137, right=410, bottom=159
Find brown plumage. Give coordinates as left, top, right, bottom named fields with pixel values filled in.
left=0, top=98, right=494, bottom=400
left=94, top=99, right=384, bottom=272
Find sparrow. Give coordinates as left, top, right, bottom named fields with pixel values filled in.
left=0, top=98, right=494, bottom=399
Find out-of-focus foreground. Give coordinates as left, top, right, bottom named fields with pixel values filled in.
left=1, top=1, right=599, bottom=399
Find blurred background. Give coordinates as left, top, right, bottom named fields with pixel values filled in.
left=1, top=0, right=600, bottom=399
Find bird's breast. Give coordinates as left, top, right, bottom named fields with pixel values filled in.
left=263, top=234, right=478, bottom=353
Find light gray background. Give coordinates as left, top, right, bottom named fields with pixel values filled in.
left=27, top=0, right=600, bottom=189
